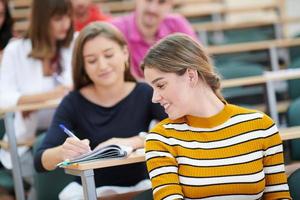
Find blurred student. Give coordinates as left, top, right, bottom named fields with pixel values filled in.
left=112, top=0, right=196, bottom=80
left=0, top=0, right=13, bottom=51
left=34, top=22, right=166, bottom=199
left=0, top=0, right=75, bottom=169
left=143, top=34, right=291, bottom=200
left=71, top=0, right=110, bottom=31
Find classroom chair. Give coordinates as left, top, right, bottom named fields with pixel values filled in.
left=287, top=58, right=300, bottom=100
left=32, top=133, right=75, bottom=200
left=217, top=63, right=265, bottom=105
left=211, top=26, right=274, bottom=66
left=0, top=118, right=5, bottom=139
left=288, top=168, right=300, bottom=200
left=287, top=98, right=300, bottom=161
left=213, top=50, right=270, bottom=70
left=223, top=26, right=274, bottom=45
left=0, top=117, right=14, bottom=195
left=205, top=24, right=275, bottom=46
left=0, top=169, right=14, bottom=194
left=133, top=188, right=153, bottom=200
left=289, top=32, right=300, bottom=63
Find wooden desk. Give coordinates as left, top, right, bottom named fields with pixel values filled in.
left=193, top=16, right=300, bottom=45
left=207, top=38, right=300, bottom=55
left=63, top=125, right=300, bottom=200
left=175, top=0, right=281, bottom=19
left=63, top=151, right=145, bottom=200
left=280, top=126, right=300, bottom=141
left=193, top=16, right=300, bottom=32
left=207, top=38, right=300, bottom=71
left=0, top=99, right=61, bottom=200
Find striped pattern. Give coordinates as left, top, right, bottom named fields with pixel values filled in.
left=146, top=104, right=291, bottom=200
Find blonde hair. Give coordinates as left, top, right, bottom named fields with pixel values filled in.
left=141, top=33, right=224, bottom=101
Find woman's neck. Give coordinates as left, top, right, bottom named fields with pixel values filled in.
left=189, top=86, right=224, bottom=118
left=88, top=81, right=135, bottom=107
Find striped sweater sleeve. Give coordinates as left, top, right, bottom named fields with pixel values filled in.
left=145, top=125, right=184, bottom=200
left=261, top=114, right=291, bottom=199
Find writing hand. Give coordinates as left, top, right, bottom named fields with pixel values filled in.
left=61, top=137, right=91, bottom=160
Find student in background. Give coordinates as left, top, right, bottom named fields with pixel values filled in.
left=0, top=0, right=74, bottom=170
left=112, top=0, right=196, bottom=80
left=34, top=22, right=166, bottom=200
left=142, top=34, right=291, bottom=200
left=71, top=0, right=110, bottom=31
left=0, top=0, right=13, bottom=51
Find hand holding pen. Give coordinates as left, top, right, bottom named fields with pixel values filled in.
left=59, top=124, right=91, bottom=161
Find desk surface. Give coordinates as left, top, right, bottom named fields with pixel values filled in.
left=221, top=68, right=300, bottom=88
left=64, top=151, right=145, bottom=171
left=0, top=99, right=61, bottom=114
left=193, top=16, right=300, bottom=32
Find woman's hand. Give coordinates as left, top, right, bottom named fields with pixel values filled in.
left=49, top=85, right=71, bottom=100
left=60, top=137, right=91, bottom=160
left=95, top=136, right=144, bottom=150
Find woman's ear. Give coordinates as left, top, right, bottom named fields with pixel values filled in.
left=122, top=45, right=129, bottom=59
left=186, top=68, right=199, bottom=87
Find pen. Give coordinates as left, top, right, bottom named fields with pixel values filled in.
left=59, top=124, right=79, bottom=140
left=53, top=73, right=64, bottom=85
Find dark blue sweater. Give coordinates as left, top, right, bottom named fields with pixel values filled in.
left=34, top=83, right=166, bottom=187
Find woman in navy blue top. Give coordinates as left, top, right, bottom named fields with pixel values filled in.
left=34, top=22, right=166, bottom=198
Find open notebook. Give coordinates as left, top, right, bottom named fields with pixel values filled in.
left=57, top=145, right=133, bottom=166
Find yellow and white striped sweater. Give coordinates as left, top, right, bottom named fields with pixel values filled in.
left=145, top=104, right=291, bottom=200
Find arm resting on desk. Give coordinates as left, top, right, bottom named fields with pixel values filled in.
left=95, top=135, right=144, bottom=150
left=41, top=145, right=64, bottom=171
left=17, top=85, right=70, bottom=105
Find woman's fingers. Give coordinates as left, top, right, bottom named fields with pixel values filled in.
left=62, top=138, right=91, bottom=159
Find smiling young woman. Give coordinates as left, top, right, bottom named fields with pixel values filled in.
left=34, top=22, right=167, bottom=200
left=142, top=33, right=291, bottom=200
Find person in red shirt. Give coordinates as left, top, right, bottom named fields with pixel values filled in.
left=71, top=0, right=110, bottom=31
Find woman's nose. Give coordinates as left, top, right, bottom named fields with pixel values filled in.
left=152, top=89, right=162, bottom=103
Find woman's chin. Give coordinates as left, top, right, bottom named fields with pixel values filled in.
left=167, top=112, right=183, bottom=120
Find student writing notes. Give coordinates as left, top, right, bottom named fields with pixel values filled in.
left=34, top=22, right=166, bottom=200
left=143, top=33, right=291, bottom=200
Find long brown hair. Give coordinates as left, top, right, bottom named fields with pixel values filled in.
left=141, top=33, right=224, bottom=101
left=72, top=22, right=135, bottom=90
left=0, top=0, right=13, bottom=50
left=27, top=0, right=74, bottom=59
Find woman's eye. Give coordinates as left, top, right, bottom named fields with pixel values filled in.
left=104, top=54, right=113, bottom=58
left=157, top=83, right=165, bottom=89
left=87, top=59, right=97, bottom=64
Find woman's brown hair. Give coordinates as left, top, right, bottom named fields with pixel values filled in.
left=141, top=33, right=224, bottom=101
left=27, top=0, right=74, bottom=59
left=72, top=22, right=135, bottom=90
left=0, top=0, right=13, bottom=50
